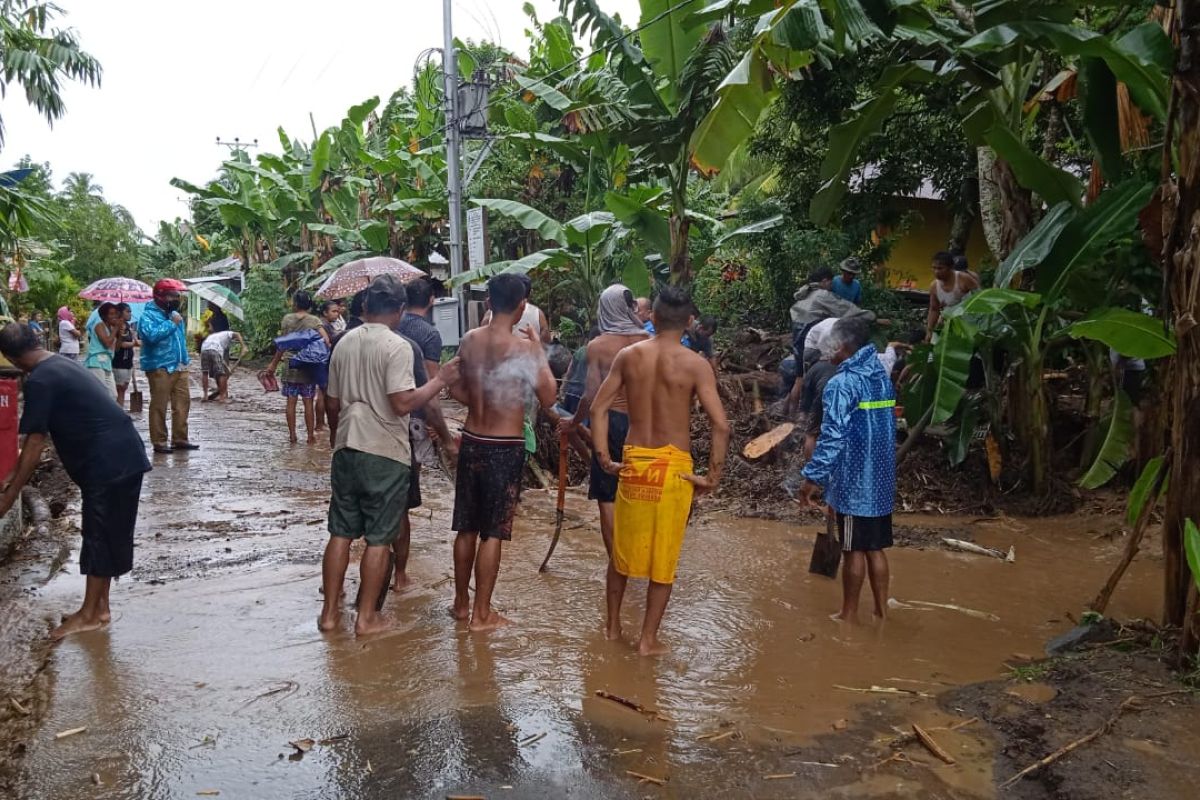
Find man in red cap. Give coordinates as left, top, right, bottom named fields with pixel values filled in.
left=140, top=279, right=198, bottom=454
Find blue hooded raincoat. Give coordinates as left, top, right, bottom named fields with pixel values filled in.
left=801, top=344, right=896, bottom=518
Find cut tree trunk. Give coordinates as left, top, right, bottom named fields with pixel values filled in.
left=1159, top=0, right=1200, bottom=656
left=995, top=158, right=1036, bottom=264
left=669, top=213, right=692, bottom=286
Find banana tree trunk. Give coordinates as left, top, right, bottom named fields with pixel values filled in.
left=1013, top=351, right=1051, bottom=496
left=669, top=213, right=691, bottom=285
left=1160, top=0, right=1200, bottom=656
left=995, top=158, right=1035, bottom=262
left=977, top=146, right=1004, bottom=261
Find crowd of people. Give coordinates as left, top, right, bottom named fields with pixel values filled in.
left=0, top=249, right=980, bottom=650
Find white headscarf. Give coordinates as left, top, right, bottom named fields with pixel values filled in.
left=596, top=284, right=645, bottom=335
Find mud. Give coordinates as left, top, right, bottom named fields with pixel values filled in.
left=3, top=371, right=1198, bottom=799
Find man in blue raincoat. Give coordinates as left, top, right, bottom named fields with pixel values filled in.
left=140, top=279, right=197, bottom=454
left=798, top=316, right=896, bottom=624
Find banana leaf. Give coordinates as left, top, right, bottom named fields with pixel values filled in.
left=690, top=49, right=779, bottom=176
left=449, top=249, right=572, bottom=288
left=1126, top=455, right=1168, bottom=527
left=993, top=202, right=1073, bottom=288
left=605, top=190, right=672, bottom=254
left=639, top=0, right=706, bottom=107
left=470, top=199, right=564, bottom=244
left=1186, top=519, right=1200, bottom=593
left=1079, top=390, right=1133, bottom=490
left=947, top=395, right=982, bottom=467
left=962, top=99, right=1083, bottom=207
left=930, top=316, right=975, bottom=425
left=1067, top=307, right=1176, bottom=359
left=1038, top=180, right=1155, bottom=304
left=1078, top=57, right=1123, bottom=181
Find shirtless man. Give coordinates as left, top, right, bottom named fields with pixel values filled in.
left=591, top=287, right=731, bottom=656
left=448, top=273, right=557, bottom=631
left=559, top=285, right=648, bottom=557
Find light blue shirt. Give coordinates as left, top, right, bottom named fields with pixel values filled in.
left=82, top=309, right=113, bottom=372
left=830, top=277, right=862, bottom=305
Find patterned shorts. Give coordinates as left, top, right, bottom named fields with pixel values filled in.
left=281, top=381, right=317, bottom=399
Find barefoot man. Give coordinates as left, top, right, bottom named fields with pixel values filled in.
left=797, top=316, right=896, bottom=623
left=319, top=276, right=459, bottom=636
left=559, top=284, right=648, bottom=557
left=0, top=323, right=151, bottom=639
left=590, top=288, right=730, bottom=655
left=448, top=273, right=557, bottom=631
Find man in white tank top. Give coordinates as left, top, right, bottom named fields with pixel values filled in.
left=926, top=250, right=979, bottom=339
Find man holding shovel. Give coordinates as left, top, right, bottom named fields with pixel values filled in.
left=797, top=316, right=896, bottom=624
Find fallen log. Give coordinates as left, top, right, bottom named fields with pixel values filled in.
left=742, top=423, right=795, bottom=461
left=911, top=723, right=956, bottom=764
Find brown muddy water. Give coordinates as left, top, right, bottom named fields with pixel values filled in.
left=11, top=373, right=1177, bottom=799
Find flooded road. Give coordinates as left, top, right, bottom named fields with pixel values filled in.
left=14, top=373, right=1170, bottom=798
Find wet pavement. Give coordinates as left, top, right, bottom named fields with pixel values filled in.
left=14, top=373, right=1169, bottom=799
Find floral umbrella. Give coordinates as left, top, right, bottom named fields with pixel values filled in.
left=79, top=277, right=154, bottom=303
left=316, top=257, right=425, bottom=299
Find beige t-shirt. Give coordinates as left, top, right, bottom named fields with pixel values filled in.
left=326, top=323, right=416, bottom=464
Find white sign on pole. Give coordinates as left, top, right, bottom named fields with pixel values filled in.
left=466, top=207, right=488, bottom=270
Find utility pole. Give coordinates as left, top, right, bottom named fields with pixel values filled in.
left=442, top=0, right=465, bottom=334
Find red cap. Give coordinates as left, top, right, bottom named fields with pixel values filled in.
left=153, top=278, right=187, bottom=295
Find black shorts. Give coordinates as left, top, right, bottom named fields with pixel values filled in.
left=589, top=410, right=630, bottom=503
left=407, top=462, right=422, bottom=510
left=452, top=431, right=526, bottom=541
left=836, top=512, right=893, bottom=553
left=80, top=473, right=144, bottom=577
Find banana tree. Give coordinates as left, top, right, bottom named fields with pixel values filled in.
left=908, top=179, right=1174, bottom=495
left=550, top=0, right=745, bottom=283
left=692, top=1, right=1173, bottom=261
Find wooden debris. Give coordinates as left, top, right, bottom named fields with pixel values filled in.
left=625, top=770, right=667, bottom=786
left=902, top=597, right=993, bottom=623
left=55, top=726, right=87, bottom=739
left=1000, top=690, right=1192, bottom=789
left=911, top=724, right=956, bottom=764
left=613, top=748, right=643, bottom=756
left=763, top=772, right=797, bottom=780
left=9, top=697, right=30, bottom=716
left=868, top=752, right=914, bottom=770
left=594, top=690, right=671, bottom=721
left=445, top=796, right=486, bottom=800
left=942, top=537, right=1014, bottom=562
left=196, top=792, right=220, bottom=797
left=742, top=423, right=794, bottom=461
left=317, top=734, right=349, bottom=745
left=1090, top=453, right=1170, bottom=614
left=91, top=773, right=102, bottom=786
left=948, top=716, right=980, bottom=732
left=288, top=738, right=315, bottom=753
left=833, top=684, right=933, bottom=699
left=696, top=729, right=738, bottom=743
left=518, top=732, right=546, bottom=747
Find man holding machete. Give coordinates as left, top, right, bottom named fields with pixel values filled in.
left=796, top=317, right=897, bottom=625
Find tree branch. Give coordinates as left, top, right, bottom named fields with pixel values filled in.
left=947, top=1, right=975, bottom=33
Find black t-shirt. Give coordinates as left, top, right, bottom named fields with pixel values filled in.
left=396, top=332, right=429, bottom=420
left=396, top=312, right=443, bottom=365
left=800, top=360, right=837, bottom=414
left=112, top=327, right=135, bottom=369
left=209, top=307, right=230, bottom=333
left=19, top=355, right=151, bottom=488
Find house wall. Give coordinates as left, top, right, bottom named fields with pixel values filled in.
left=876, top=197, right=991, bottom=288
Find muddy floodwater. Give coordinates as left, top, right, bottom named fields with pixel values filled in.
left=12, top=375, right=1178, bottom=799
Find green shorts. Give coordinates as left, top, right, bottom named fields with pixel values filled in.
left=328, top=448, right=410, bottom=547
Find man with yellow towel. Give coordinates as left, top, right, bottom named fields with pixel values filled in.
left=591, top=287, right=730, bottom=656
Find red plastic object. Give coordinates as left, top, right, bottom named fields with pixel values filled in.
left=0, top=379, right=19, bottom=481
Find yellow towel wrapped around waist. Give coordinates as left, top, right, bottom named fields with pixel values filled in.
left=612, top=444, right=695, bottom=585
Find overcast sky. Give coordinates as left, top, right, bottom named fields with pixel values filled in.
left=1, top=0, right=640, bottom=234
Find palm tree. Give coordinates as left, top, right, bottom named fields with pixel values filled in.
left=60, top=171, right=103, bottom=202
left=0, top=1, right=101, bottom=147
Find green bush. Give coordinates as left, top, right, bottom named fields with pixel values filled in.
left=240, top=267, right=288, bottom=355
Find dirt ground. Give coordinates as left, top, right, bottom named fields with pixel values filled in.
left=0, top=369, right=1197, bottom=799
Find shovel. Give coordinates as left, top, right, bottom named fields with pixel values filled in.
left=129, top=367, right=144, bottom=414
left=808, top=507, right=842, bottom=579
left=538, top=432, right=571, bottom=573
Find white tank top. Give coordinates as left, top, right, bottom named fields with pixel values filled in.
left=515, top=302, right=542, bottom=338
left=935, top=272, right=970, bottom=308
